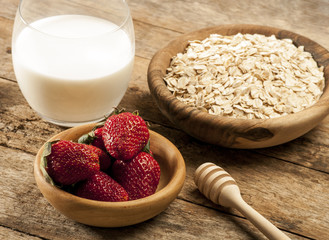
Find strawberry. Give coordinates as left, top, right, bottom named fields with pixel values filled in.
left=102, top=112, right=150, bottom=161
left=92, top=127, right=106, bottom=151
left=78, top=126, right=114, bottom=171
left=78, top=126, right=106, bottom=152
left=111, top=152, right=161, bottom=200
left=75, top=171, right=129, bottom=202
left=43, top=140, right=100, bottom=185
left=85, top=145, right=111, bottom=171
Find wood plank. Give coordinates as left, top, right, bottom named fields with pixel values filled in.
left=128, top=0, right=329, bottom=49
left=0, top=16, right=15, bottom=81
left=0, top=0, right=18, bottom=20
left=0, top=145, right=301, bottom=240
left=253, top=125, right=329, bottom=173
left=0, top=226, right=43, bottom=240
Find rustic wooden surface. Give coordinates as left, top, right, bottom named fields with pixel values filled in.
left=1, top=0, right=329, bottom=239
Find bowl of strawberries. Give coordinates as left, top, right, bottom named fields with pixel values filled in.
left=34, top=110, right=186, bottom=227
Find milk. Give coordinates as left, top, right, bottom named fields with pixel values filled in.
left=12, top=15, right=134, bottom=125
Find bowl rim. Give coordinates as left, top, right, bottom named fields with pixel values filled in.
left=147, top=24, right=329, bottom=147
left=34, top=124, right=186, bottom=208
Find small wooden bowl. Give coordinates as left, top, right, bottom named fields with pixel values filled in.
left=34, top=124, right=186, bottom=227
left=148, top=24, right=329, bottom=148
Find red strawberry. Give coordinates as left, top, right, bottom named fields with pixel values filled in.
left=102, top=112, right=149, bottom=161
left=85, top=145, right=111, bottom=171
left=78, top=126, right=106, bottom=152
left=92, top=127, right=106, bottom=151
left=75, top=171, right=129, bottom=202
left=43, top=140, right=100, bottom=185
left=111, top=152, right=161, bottom=200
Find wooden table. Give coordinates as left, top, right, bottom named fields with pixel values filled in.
left=1, top=0, right=329, bottom=239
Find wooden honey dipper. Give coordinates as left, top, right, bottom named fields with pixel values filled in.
left=194, top=162, right=291, bottom=240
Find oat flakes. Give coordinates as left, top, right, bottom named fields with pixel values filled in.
left=164, top=33, right=325, bottom=119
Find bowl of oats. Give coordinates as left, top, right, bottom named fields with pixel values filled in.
left=148, top=24, right=329, bottom=148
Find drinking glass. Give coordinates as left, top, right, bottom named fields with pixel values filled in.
left=12, top=0, right=135, bottom=127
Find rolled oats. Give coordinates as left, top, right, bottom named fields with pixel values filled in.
left=164, top=33, right=325, bottom=119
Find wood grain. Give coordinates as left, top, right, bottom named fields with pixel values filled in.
left=0, top=227, right=43, bottom=240
left=1, top=0, right=329, bottom=239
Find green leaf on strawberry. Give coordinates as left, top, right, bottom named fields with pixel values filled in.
left=78, top=131, right=96, bottom=145
left=78, top=121, right=104, bottom=145
left=41, top=141, right=60, bottom=187
left=142, top=139, right=151, bottom=155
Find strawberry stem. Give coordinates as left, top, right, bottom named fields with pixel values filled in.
left=113, top=107, right=126, bottom=115
left=132, top=110, right=139, bottom=116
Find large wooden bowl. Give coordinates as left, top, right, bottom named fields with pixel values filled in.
left=148, top=24, right=329, bottom=148
left=34, top=124, right=186, bottom=227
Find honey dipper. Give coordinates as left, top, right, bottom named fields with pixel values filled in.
left=194, top=162, right=291, bottom=240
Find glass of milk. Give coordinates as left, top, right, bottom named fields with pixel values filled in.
left=12, top=0, right=135, bottom=127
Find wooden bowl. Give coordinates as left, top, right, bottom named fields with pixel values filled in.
left=34, top=124, right=186, bottom=227
left=148, top=24, right=329, bottom=148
